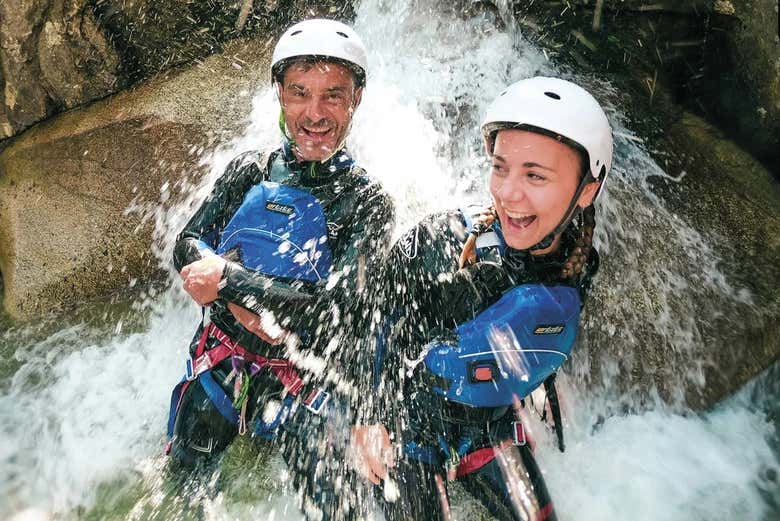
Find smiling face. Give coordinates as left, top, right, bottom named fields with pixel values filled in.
left=489, top=129, right=599, bottom=253
left=278, top=60, right=362, bottom=162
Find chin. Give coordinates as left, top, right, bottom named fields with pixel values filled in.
left=504, top=236, right=537, bottom=251
left=298, top=145, right=332, bottom=162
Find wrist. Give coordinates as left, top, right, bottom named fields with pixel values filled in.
left=216, top=262, right=230, bottom=292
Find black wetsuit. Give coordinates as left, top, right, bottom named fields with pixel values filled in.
left=371, top=209, right=598, bottom=521
left=173, top=144, right=394, bottom=350
left=169, top=143, right=394, bottom=518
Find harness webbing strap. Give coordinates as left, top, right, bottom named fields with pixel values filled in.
left=166, top=323, right=317, bottom=449
left=192, top=323, right=306, bottom=396
left=454, top=439, right=514, bottom=478
left=200, top=370, right=241, bottom=425
left=402, top=438, right=516, bottom=479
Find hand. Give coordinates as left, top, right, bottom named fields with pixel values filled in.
left=228, top=302, right=289, bottom=345
left=348, top=423, right=395, bottom=486
left=465, top=260, right=510, bottom=297
left=180, top=255, right=227, bottom=305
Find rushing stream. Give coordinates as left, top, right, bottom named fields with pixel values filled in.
left=1, top=1, right=778, bottom=519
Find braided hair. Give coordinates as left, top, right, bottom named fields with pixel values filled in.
left=561, top=204, right=596, bottom=279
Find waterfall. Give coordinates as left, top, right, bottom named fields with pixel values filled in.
left=0, top=1, right=776, bottom=519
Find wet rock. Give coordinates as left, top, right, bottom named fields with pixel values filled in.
left=0, top=0, right=121, bottom=140
left=510, top=0, right=779, bottom=176
left=663, top=112, right=780, bottom=407
left=698, top=0, right=780, bottom=174
left=0, top=38, right=271, bottom=321
left=579, top=111, right=780, bottom=410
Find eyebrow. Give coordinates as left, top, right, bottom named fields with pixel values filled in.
left=492, top=155, right=555, bottom=172
left=286, top=84, right=350, bottom=95
left=522, top=161, right=555, bottom=172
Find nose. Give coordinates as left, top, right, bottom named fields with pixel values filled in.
left=497, top=174, right=527, bottom=205
left=303, top=96, right=328, bottom=124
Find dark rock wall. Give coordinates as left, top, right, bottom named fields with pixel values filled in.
left=511, top=0, right=779, bottom=178
left=0, top=0, right=121, bottom=140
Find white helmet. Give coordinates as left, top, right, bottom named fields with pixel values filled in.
left=481, top=77, right=613, bottom=196
left=271, top=19, right=368, bottom=87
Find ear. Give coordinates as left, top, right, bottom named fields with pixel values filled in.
left=577, top=181, right=600, bottom=208
left=353, top=87, right=363, bottom=109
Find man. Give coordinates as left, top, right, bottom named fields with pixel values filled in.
left=166, top=18, right=395, bottom=518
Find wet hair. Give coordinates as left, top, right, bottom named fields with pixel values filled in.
left=554, top=134, right=598, bottom=280
left=272, top=56, right=366, bottom=89
left=560, top=204, right=596, bottom=279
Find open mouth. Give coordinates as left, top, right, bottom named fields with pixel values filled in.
left=300, top=127, right=333, bottom=141
left=505, top=211, right=537, bottom=229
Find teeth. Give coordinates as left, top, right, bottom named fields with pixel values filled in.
left=505, top=210, right=534, bottom=219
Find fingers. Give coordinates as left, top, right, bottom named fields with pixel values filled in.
left=366, top=453, right=388, bottom=483
left=357, top=449, right=383, bottom=485
left=181, top=276, right=216, bottom=305
left=375, top=424, right=395, bottom=469
left=362, top=462, right=381, bottom=485
left=179, top=257, right=225, bottom=304
left=349, top=424, right=395, bottom=487
left=246, top=322, right=277, bottom=344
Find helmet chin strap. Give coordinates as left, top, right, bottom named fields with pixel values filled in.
left=527, top=171, right=595, bottom=252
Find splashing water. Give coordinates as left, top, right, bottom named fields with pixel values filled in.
left=0, top=0, right=777, bottom=520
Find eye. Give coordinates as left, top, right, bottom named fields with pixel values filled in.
left=491, top=163, right=507, bottom=176
left=326, top=92, right=347, bottom=104
left=528, top=172, right=546, bottom=181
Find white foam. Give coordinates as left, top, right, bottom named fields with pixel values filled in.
left=541, top=401, right=776, bottom=520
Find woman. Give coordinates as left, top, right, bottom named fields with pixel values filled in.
left=351, top=76, right=613, bottom=520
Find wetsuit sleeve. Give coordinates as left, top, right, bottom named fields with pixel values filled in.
left=217, top=178, right=396, bottom=335
left=172, top=151, right=267, bottom=272
left=365, top=212, right=512, bottom=426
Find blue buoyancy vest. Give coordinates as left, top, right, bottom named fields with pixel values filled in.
left=423, top=283, right=580, bottom=408
left=420, top=206, right=581, bottom=408
left=216, top=182, right=333, bottom=282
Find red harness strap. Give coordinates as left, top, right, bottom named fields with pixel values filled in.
left=455, top=420, right=535, bottom=478
left=455, top=438, right=555, bottom=521
left=455, top=439, right=514, bottom=478
left=191, top=323, right=305, bottom=396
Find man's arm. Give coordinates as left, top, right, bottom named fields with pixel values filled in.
left=218, top=178, right=396, bottom=334
left=175, top=151, right=322, bottom=312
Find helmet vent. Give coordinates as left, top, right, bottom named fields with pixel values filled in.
left=336, top=31, right=349, bottom=38
left=544, top=91, right=561, bottom=100
left=499, top=90, right=507, bottom=96
left=291, top=30, right=303, bottom=36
